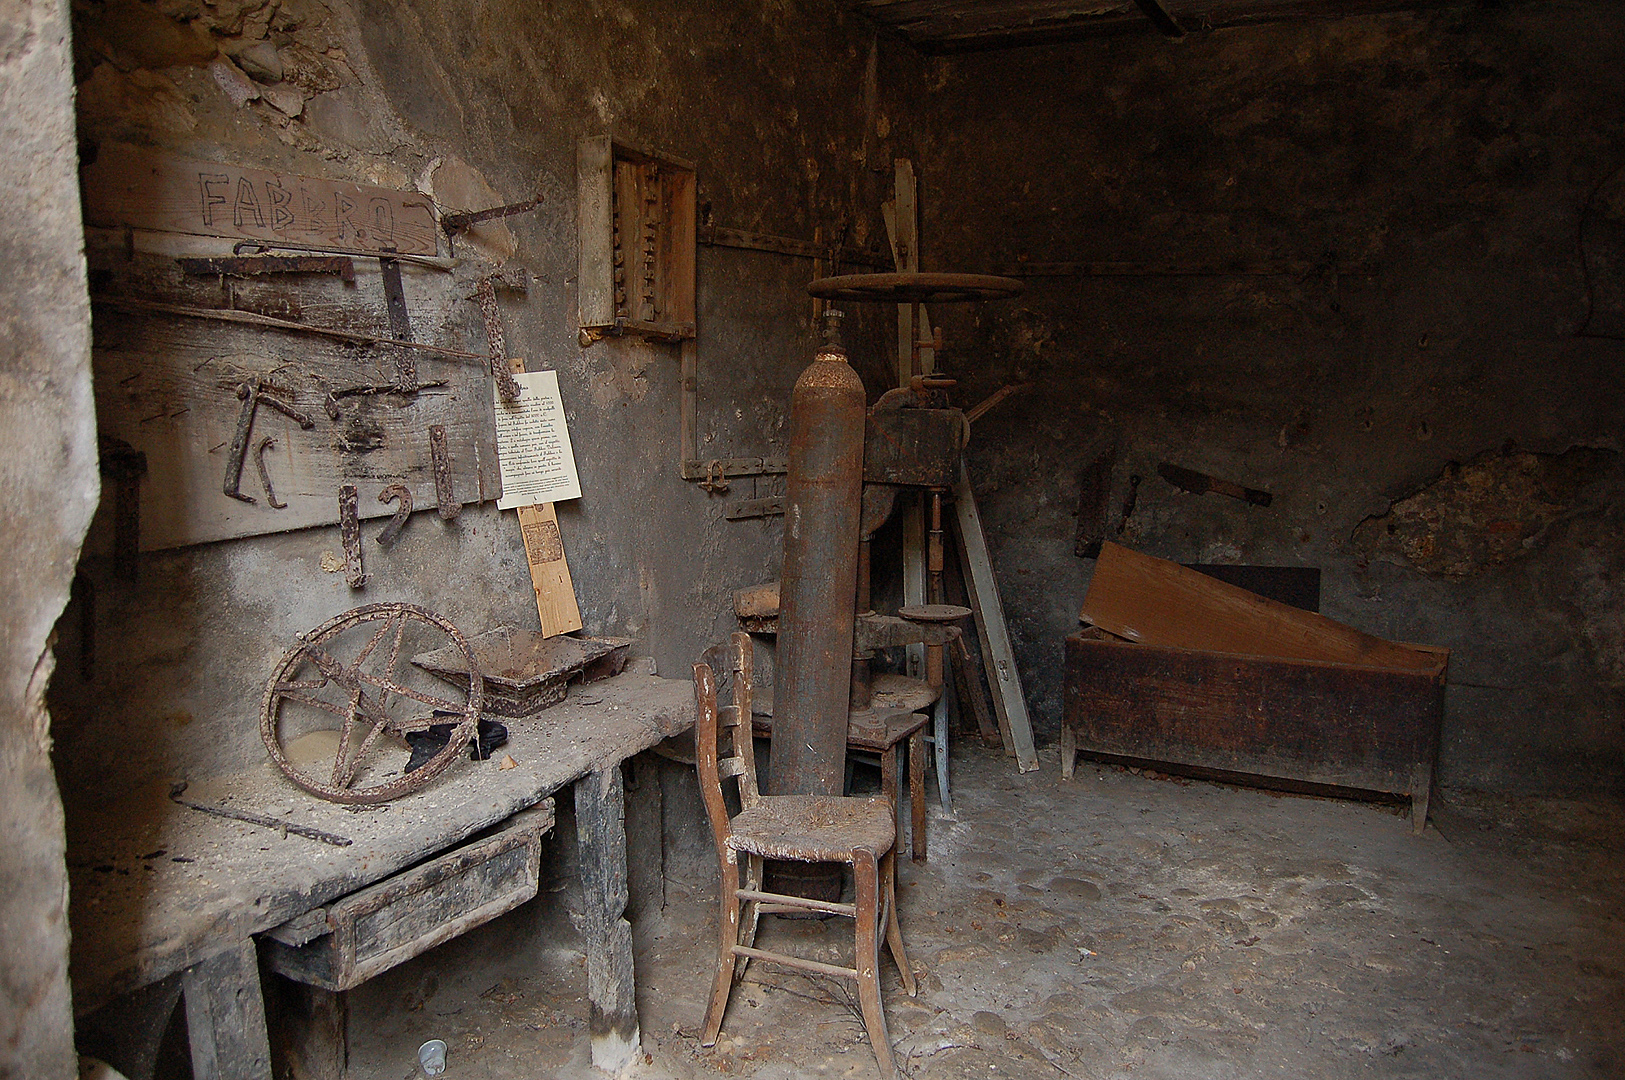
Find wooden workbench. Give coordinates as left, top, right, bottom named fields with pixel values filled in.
left=68, top=670, right=692, bottom=1078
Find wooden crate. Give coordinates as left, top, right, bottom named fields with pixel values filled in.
left=1064, top=544, right=1448, bottom=832
left=262, top=802, right=552, bottom=991
left=1063, top=633, right=1445, bottom=830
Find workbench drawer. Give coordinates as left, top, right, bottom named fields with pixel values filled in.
left=262, top=801, right=553, bottom=991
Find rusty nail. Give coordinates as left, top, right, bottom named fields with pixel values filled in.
left=339, top=484, right=367, bottom=588
left=430, top=425, right=461, bottom=521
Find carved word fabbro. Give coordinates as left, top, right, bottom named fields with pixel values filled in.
left=84, top=145, right=439, bottom=257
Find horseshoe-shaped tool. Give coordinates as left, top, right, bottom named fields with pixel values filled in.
left=377, top=484, right=413, bottom=547
left=255, top=436, right=287, bottom=509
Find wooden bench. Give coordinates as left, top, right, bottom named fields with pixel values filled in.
left=68, top=670, right=692, bottom=1079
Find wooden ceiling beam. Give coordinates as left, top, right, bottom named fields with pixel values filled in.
left=854, top=0, right=1470, bottom=52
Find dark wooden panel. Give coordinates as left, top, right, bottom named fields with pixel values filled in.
left=1185, top=563, right=1321, bottom=612
left=1063, top=634, right=1443, bottom=797
left=864, top=408, right=962, bottom=486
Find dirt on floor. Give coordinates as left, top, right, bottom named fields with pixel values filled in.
left=344, top=743, right=1625, bottom=1080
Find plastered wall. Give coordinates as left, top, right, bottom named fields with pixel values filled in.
left=52, top=0, right=928, bottom=805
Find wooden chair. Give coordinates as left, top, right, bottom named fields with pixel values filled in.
left=693, top=632, right=916, bottom=1078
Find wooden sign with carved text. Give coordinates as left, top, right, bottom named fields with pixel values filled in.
left=82, top=143, right=439, bottom=257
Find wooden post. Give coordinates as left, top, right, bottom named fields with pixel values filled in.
left=885, top=161, right=929, bottom=680
left=181, top=940, right=273, bottom=1080
left=509, top=357, right=583, bottom=636
left=951, top=461, right=1039, bottom=773
left=266, top=978, right=347, bottom=1080
left=574, top=767, right=641, bottom=1075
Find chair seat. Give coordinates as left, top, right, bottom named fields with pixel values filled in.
left=726, top=794, right=895, bottom=862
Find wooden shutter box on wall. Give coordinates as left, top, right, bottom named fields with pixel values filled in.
left=577, top=136, right=696, bottom=344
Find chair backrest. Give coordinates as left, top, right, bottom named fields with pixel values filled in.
left=693, top=632, right=761, bottom=855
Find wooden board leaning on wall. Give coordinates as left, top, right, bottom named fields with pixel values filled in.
left=82, top=143, right=440, bottom=257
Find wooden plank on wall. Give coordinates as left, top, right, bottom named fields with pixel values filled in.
left=663, top=163, right=697, bottom=328
left=82, top=144, right=439, bottom=257
left=93, top=320, right=497, bottom=550
left=1081, top=541, right=1446, bottom=672
left=884, top=163, right=930, bottom=681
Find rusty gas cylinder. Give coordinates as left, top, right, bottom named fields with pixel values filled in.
left=767, top=312, right=865, bottom=800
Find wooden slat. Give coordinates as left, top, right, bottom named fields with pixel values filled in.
left=854, top=0, right=1458, bottom=50
left=731, top=945, right=858, bottom=981
left=182, top=941, right=272, bottom=1080
left=665, top=165, right=697, bottom=327
left=884, top=163, right=930, bottom=682
left=735, top=890, right=857, bottom=917
left=517, top=502, right=583, bottom=636
left=857, top=0, right=1132, bottom=23
left=1081, top=542, right=1446, bottom=672
left=82, top=144, right=438, bottom=256
left=698, top=224, right=892, bottom=269
left=576, top=137, right=616, bottom=331
left=1004, top=260, right=1316, bottom=277
left=867, top=0, right=1137, bottom=37
left=574, top=767, right=641, bottom=1075
left=951, top=461, right=1039, bottom=772
left=508, top=357, right=583, bottom=637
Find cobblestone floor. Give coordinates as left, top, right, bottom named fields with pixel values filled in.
left=347, top=742, right=1624, bottom=1080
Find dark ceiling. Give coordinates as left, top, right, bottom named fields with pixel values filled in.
left=850, top=0, right=1460, bottom=52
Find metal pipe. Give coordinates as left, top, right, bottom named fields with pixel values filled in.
left=767, top=311, right=865, bottom=798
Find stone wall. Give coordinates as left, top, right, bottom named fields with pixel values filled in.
left=919, top=3, right=1625, bottom=795
left=0, top=0, right=99, bottom=1072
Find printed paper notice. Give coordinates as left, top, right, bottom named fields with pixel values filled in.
left=495, top=371, right=582, bottom=508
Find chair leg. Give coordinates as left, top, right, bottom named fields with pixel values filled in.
left=881, top=848, right=915, bottom=997
left=735, top=855, right=764, bottom=983
left=702, top=852, right=743, bottom=1046
left=853, top=849, right=897, bottom=1079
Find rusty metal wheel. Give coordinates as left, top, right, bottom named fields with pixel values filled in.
left=261, top=603, right=484, bottom=804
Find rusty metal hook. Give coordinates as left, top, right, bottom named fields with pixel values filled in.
left=376, top=484, right=413, bottom=547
